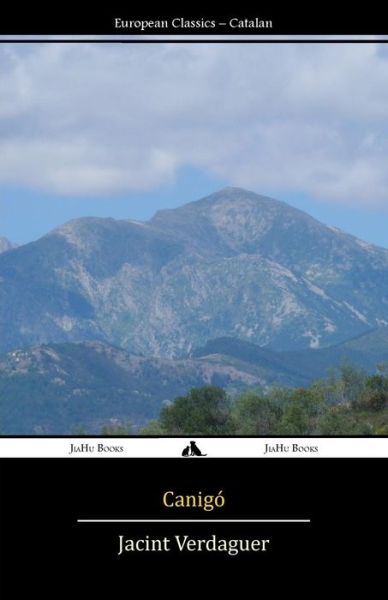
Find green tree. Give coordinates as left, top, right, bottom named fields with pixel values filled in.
left=232, top=391, right=282, bottom=434
left=355, top=374, right=388, bottom=412
left=277, top=387, right=326, bottom=435
left=141, top=420, right=166, bottom=434
left=319, top=407, right=374, bottom=435
left=339, top=364, right=367, bottom=405
left=158, top=386, right=233, bottom=435
left=313, top=370, right=345, bottom=405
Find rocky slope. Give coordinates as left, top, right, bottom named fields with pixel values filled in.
left=0, top=341, right=265, bottom=434
left=0, top=187, right=387, bottom=356
left=2, top=327, right=388, bottom=434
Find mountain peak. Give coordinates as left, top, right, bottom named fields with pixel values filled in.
left=149, top=186, right=330, bottom=257
left=150, top=187, right=310, bottom=225
left=177, top=186, right=283, bottom=207
left=1, top=188, right=387, bottom=359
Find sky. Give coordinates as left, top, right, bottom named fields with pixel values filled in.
left=1, top=41, right=388, bottom=246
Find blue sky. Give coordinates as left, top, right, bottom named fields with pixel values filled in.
left=1, top=42, right=388, bottom=247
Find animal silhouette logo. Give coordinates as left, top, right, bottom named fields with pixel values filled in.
left=182, top=441, right=207, bottom=457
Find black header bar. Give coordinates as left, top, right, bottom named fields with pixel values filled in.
left=0, top=7, right=387, bottom=36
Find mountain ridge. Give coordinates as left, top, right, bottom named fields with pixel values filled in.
left=0, top=340, right=264, bottom=434
left=2, top=326, right=388, bottom=433
left=0, top=187, right=387, bottom=356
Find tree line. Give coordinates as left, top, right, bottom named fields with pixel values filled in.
left=138, top=364, right=388, bottom=435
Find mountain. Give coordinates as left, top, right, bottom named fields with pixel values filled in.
left=194, top=327, right=388, bottom=384
left=2, top=328, right=388, bottom=434
left=0, top=187, right=387, bottom=356
left=0, top=341, right=264, bottom=434
left=0, top=237, right=17, bottom=254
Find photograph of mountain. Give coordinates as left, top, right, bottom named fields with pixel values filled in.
left=1, top=42, right=387, bottom=434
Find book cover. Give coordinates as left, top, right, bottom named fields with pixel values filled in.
left=0, top=7, right=386, bottom=593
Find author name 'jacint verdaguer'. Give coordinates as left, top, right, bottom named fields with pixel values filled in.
left=117, top=534, right=270, bottom=556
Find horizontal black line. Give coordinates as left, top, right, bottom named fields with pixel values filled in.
left=0, top=455, right=388, bottom=464
left=0, top=39, right=387, bottom=44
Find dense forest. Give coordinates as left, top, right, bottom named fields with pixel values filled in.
left=129, top=364, right=388, bottom=435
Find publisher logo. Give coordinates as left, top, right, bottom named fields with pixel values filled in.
left=181, top=441, right=207, bottom=457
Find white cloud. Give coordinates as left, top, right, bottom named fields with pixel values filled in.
left=1, top=42, right=388, bottom=205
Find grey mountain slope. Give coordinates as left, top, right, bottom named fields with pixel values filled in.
left=2, top=328, right=388, bottom=434
left=0, top=341, right=265, bottom=434
left=0, top=188, right=387, bottom=356
left=195, top=327, right=388, bottom=383
left=0, top=237, right=17, bottom=254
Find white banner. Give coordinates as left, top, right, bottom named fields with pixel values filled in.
left=0, top=437, right=387, bottom=458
